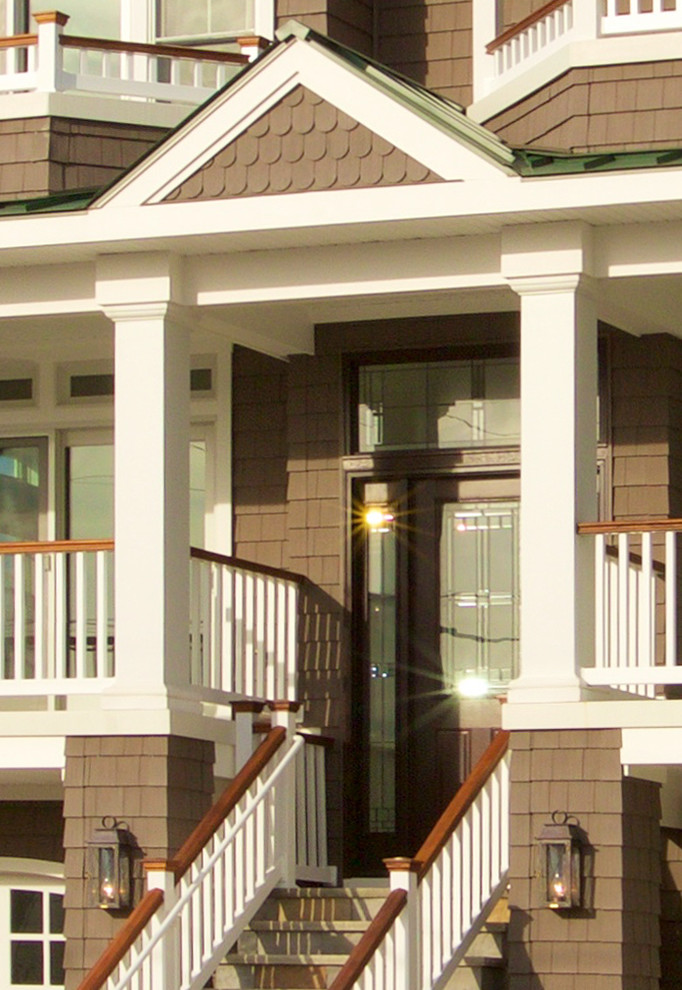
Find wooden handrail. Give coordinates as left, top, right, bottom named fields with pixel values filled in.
left=75, top=888, right=164, bottom=990
left=578, top=519, right=682, bottom=535
left=60, top=33, right=248, bottom=63
left=487, top=0, right=571, bottom=52
left=0, top=32, right=36, bottom=49
left=328, top=889, right=408, bottom=990
left=169, top=726, right=286, bottom=882
left=413, top=730, right=510, bottom=882
left=0, top=538, right=114, bottom=555
left=191, top=545, right=307, bottom=585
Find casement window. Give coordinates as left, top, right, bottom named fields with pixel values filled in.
left=0, top=866, right=65, bottom=990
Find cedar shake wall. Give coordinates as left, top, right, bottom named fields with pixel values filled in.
left=508, top=729, right=661, bottom=990
left=610, top=332, right=682, bottom=521
left=0, top=117, right=166, bottom=201
left=62, top=735, right=214, bottom=990
left=232, top=346, right=289, bottom=570
left=287, top=353, right=347, bottom=868
left=502, top=0, right=550, bottom=32
left=275, top=0, right=373, bottom=56
left=660, top=827, right=682, bottom=990
left=377, top=0, right=473, bottom=104
left=0, top=801, right=63, bottom=862
left=485, top=62, right=682, bottom=152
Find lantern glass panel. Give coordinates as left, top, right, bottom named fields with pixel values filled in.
left=118, top=846, right=131, bottom=908
left=99, top=846, right=117, bottom=907
left=571, top=845, right=581, bottom=905
left=545, top=843, right=569, bottom=905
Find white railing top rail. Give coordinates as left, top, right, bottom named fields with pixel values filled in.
left=76, top=725, right=296, bottom=990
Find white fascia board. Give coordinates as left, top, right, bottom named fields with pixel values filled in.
left=186, top=234, right=504, bottom=306
left=97, top=38, right=508, bottom=210
left=0, top=262, right=95, bottom=317
left=4, top=167, right=682, bottom=269
left=622, top=728, right=682, bottom=766
left=0, top=736, right=64, bottom=771
left=503, top=698, right=682, bottom=732
left=0, top=89, right=190, bottom=128
left=469, top=33, right=682, bottom=124
left=595, top=222, right=682, bottom=278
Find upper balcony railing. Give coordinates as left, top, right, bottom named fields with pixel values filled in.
left=0, top=11, right=253, bottom=107
left=579, top=519, right=682, bottom=696
left=0, top=540, right=300, bottom=707
left=477, top=0, right=682, bottom=101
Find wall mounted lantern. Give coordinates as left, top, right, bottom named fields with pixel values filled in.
left=364, top=505, right=395, bottom=533
left=537, top=811, right=586, bottom=910
left=86, top=817, right=134, bottom=910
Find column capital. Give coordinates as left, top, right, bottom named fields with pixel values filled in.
left=507, top=273, right=597, bottom=299
left=102, top=301, right=192, bottom=327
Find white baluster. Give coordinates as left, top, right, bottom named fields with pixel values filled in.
left=617, top=532, right=629, bottom=665
left=34, top=553, right=45, bottom=679
left=13, top=553, right=24, bottom=679
left=666, top=529, right=677, bottom=666
left=55, top=550, right=66, bottom=678
left=595, top=533, right=605, bottom=667
left=639, top=531, right=653, bottom=670
left=96, top=550, right=107, bottom=678
left=74, top=551, right=87, bottom=679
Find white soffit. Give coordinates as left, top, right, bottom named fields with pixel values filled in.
left=94, top=37, right=512, bottom=212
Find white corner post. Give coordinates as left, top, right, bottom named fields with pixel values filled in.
left=385, top=858, right=419, bottom=990
left=503, top=225, right=598, bottom=705
left=472, top=0, right=499, bottom=101
left=270, top=701, right=300, bottom=888
left=98, top=255, right=191, bottom=702
left=144, top=861, right=179, bottom=989
left=33, top=10, right=68, bottom=93
left=572, top=0, right=601, bottom=41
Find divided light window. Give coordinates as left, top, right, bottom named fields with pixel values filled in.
left=7, top=888, right=64, bottom=988
left=357, top=357, right=520, bottom=453
left=157, top=0, right=255, bottom=40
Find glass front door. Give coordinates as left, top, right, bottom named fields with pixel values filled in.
left=352, top=475, right=519, bottom=871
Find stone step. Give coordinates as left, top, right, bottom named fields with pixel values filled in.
left=213, top=954, right=346, bottom=989
left=238, top=919, right=371, bottom=955
left=252, top=887, right=388, bottom=922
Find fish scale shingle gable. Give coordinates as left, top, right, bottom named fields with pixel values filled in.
left=163, top=85, right=443, bottom=201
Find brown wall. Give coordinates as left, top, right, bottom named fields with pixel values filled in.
left=275, top=0, right=474, bottom=103
left=232, top=346, right=289, bottom=570
left=0, top=801, right=63, bottom=862
left=0, top=117, right=167, bottom=201
left=62, top=735, right=214, bottom=990
left=485, top=62, right=682, bottom=152
left=661, top=827, right=682, bottom=990
left=610, top=331, right=682, bottom=521
left=508, top=729, right=661, bottom=990
left=501, top=0, right=549, bottom=32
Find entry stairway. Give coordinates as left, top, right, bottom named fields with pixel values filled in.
left=213, top=886, right=509, bottom=990
left=77, top=723, right=510, bottom=990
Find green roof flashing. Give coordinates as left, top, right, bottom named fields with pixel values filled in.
left=513, top=147, right=682, bottom=175
left=0, top=187, right=99, bottom=216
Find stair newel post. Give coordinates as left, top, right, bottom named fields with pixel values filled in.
left=143, top=861, right=180, bottom=990
left=233, top=701, right=266, bottom=770
left=384, top=857, right=420, bottom=990
left=270, top=700, right=301, bottom=887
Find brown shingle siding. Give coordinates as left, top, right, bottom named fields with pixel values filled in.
left=164, top=85, right=440, bottom=202
left=487, top=60, right=682, bottom=151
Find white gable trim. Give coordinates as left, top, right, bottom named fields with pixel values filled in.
left=95, top=37, right=511, bottom=210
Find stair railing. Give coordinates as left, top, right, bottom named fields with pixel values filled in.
left=77, top=723, right=303, bottom=990
left=330, top=731, right=510, bottom=990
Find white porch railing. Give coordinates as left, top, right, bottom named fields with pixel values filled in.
left=580, top=519, right=682, bottom=694
left=0, top=11, right=250, bottom=105
left=190, top=548, right=301, bottom=702
left=79, top=725, right=303, bottom=990
left=330, top=732, right=510, bottom=990
left=479, top=0, right=682, bottom=97
left=0, top=539, right=115, bottom=693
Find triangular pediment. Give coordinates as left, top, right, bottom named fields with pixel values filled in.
left=94, top=23, right=516, bottom=210
left=163, top=85, right=441, bottom=202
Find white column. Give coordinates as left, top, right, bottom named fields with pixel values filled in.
left=472, top=0, right=500, bottom=101
left=572, top=0, right=601, bottom=40
left=207, top=341, right=233, bottom=554
left=510, top=275, right=597, bottom=703
left=110, top=302, right=191, bottom=695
